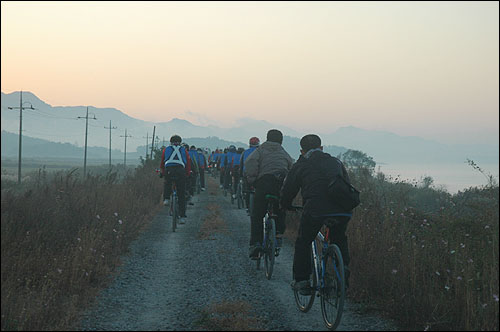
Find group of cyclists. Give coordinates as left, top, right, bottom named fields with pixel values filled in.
left=159, top=129, right=354, bottom=297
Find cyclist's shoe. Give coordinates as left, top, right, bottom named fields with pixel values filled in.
left=291, top=280, right=312, bottom=296
left=232, top=194, right=237, bottom=199
left=188, top=202, right=195, bottom=206
left=246, top=208, right=250, bottom=215
left=163, top=199, right=169, bottom=206
left=249, top=244, right=262, bottom=260
left=219, top=184, right=223, bottom=189
left=179, top=217, right=187, bottom=224
left=201, top=187, right=206, bottom=191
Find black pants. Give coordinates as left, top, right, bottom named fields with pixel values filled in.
left=293, top=213, right=350, bottom=282
left=199, top=168, right=205, bottom=188
left=224, top=167, right=232, bottom=191
left=249, top=174, right=286, bottom=245
left=163, top=166, right=187, bottom=217
left=242, top=176, right=251, bottom=208
left=220, top=167, right=225, bottom=186
left=232, top=165, right=240, bottom=193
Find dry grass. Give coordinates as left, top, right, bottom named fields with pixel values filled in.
left=1, top=159, right=163, bottom=331
left=196, top=300, right=263, bottom=331
left=198, top=203, right=228, bottom=240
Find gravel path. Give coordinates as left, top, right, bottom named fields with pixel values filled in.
left=79, top=177, right=399, bottom=331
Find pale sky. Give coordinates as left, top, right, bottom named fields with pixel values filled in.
left=1, top=1, right=499, bottom=144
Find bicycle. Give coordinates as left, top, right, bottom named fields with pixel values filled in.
left=255, top=194, right=281, bottom=280
left=291, top=206, right=346, bottom=330
left=169, top=183, right=180, bottom=232
left=236, top=179, right=244, bottom=209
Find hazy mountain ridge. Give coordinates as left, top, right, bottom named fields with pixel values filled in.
left=2, top=91, right=498, bottom=165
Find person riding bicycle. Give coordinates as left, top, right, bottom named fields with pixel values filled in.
left=230, top=147, right=245, bottom=200
left=188, top=145, right=200, bottom=203
left=240, top=137, right=260, bottom=214
left=196, top=148, right=207, bottom=191
left=160, top=135, right=192, bottom=224
left=219, top=148, right=228, bottom=189
left=244, top=129, right=293, bottom=259
left=224, top=145, right=237, bottom=194
left=280, top=134, right=353, bottom=295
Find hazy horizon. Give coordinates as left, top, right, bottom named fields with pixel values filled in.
left=2, top=1, right=499, bottom=145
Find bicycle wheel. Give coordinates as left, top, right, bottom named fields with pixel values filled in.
left=294, top=249, right=317, bottom=313
left=320, top=245, right=345, bottom=330
left=237, top=184, right=243, bottom=209
left=171, top=194, right=177, bottom=232
left=264, top=217, right=276, bottom=280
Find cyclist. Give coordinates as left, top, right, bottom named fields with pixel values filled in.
left=219, top=148, right=228, bottom=189
left=160, top=135, right=192, bottom=224
left=280, top=134, right=353, bottom=295
left=188, top=145, right=199, bottom=203
left=230, top=147, right=245, bottom=200
left=224, top=145, right=237, bottom=194
left=196, top=147, right=207, bottom=191
left=244, top=129, right=293, bottom=259
left=240, top=137, right=260, bottom=214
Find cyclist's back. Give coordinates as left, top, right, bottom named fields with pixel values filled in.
left=244, top=129, right=293, bottom=259
left=280, top=134, right=353, bottom=293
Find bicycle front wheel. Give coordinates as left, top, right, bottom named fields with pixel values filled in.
left=264, top=217, right=276, bottom=280
left=320, top=244, right=345, bottom=330
left=294, top=249, right=317, bottom=313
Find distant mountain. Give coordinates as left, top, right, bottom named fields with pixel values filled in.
left=321, top=126, right=499, bottom=164
left=2, top=91, right=497, bottom=166
left=1, top=130, right=132, bottom=161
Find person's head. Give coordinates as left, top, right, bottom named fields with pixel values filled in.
left=170, top=135, right=182, bottom=145
left=229, top=145, right=236, bottom=153
left=300, top=134, right=322, bottom=155
left=249, top=136, right=260, bottom=147
left=266, top=129, right=283, bottom=145
left=237, top=147, right=245, bottom=154
left=223, top=148, right=228, bottom=153
left=197, top=148, right=202, bottom=152
left=190, top=145, right=196, bottom=150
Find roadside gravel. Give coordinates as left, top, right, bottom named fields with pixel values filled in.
left=79, top=177, right=399, bottom=331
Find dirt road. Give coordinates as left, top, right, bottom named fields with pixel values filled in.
left=79, top=176, right=398, bottom=331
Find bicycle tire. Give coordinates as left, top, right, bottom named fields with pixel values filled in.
left=320, top=244, right=345, bottom=330
left=294, top=249, right=317, bottom=313
left=171, top=194, right=177, bottom=232
left=237, top=184, right=243, bottom=209
left=264, top=217, right=276, bottom=280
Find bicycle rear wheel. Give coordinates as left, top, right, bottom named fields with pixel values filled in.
left=237, top=184, right=243, bottom=209
left=264, top=217, right=276, bottom=280
left=294, top=249, right=317, bottom=313
left=320, top=245, right=345, bottom=330
left=171, top=195, right=178, bottom=232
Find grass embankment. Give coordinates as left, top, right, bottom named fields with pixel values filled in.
left=285, top=168, right=499, bottom=331
left=1, top=159, right=163, bottom=331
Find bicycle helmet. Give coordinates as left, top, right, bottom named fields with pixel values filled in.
left=229, top=145, right=236, bottom=152
left=249, top=137, right=260, bottom=147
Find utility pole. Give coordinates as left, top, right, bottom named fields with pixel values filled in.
left=150, top=126, right=156, bottom=159
left=78, top=107, right=97, bottom=179
left=8, top=91, right=34, bottom=184
left=162, top=136, right=165, bottom=147
left=104, top=120, right=117, bottom=170
left=142, top=132, right=149, bottom=159
left=120, top=129, right=132, bottom=167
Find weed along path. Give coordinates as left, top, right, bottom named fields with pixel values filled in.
left=79, top=176, right=398, bottom=331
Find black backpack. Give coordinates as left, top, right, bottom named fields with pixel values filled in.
left=327, top=159, right=361, bottom=211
